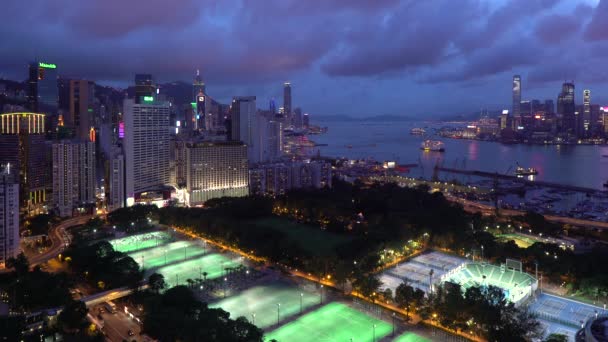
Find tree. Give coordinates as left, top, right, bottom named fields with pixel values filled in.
left=395, top=281, right=415, bottom=319
left=6, top=253, right=30, bottom=276
left=353, top=274, right=382, bottom=301
left=58, top=300, right=89, bottom=333
left=149, top=273, right=166, bottom=294
left=544, top=333, right=568, bottom=342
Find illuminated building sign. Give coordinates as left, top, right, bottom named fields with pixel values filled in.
left=119, top=121, right=125, bottom=138
left=534, top=115, right=541, bottom=119
left=502, top=110, right=509, bottom=114
left=143, top=96, right=154, bottom=102
left=198, top=96, right=205, bottom=102
left=38, top=62, right=56, bottom=69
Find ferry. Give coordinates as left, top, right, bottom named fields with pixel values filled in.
left=515, top=166, right=538, bottom=176
left=410, top=128, right=426, bottom=135
left=420, top=140, right=445, bottom=152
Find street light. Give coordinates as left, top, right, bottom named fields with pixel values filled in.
left=373, top=324, right=377, bottom=342
left=392, top=312, right=396, bottom=336
left=277, top=303, right=281, bottom=325
left=251, top=312, right=255, bottom=325
left=320, top=285, right=324, bottom=304
left=300, top=293, right=303, bottom=314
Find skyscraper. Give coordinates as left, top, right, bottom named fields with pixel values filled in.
left=557, top=82, right=575, bottom=134
left=583, top=89, right=591, bottom=136
left=512, top=75, right=521, bottom=119
left=185, top=141, right=248, bottom=206
left=283, top=82, right=292, bottom=123
left=193, top=69, right=206, bottom=100
left=69, top=80, right=95, bottom=141
left=28, top=62, right=58, bottom=115
left=0, top=112, right=49, bottom=214
left=134, top=74, right=155, bottom=104
left=544, top=99, right=554, bottom=114
left=52, top=140, right=96, bottom=217
left=231, top=96, right=258, bottom=162
left=0, top=165, right=19, bottom=269
left=124, top=98, right=171, bottom=206
left=106, top=147, right=125, bottom=212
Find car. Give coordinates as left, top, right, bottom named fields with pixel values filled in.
left=128, top=330, right=134, bottom=336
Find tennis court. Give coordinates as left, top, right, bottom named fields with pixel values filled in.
left=393, top=332, right=431, bottom=342
left=264, top=302, right=392, bottom=342
left=110, top=231, right=173, bottom=253
left=156, top=252, right=240, bottom=287
left=211, top=283, right=320, bottom=328
left=127, top=240, right=207, bottom=271
left=530, top=293, right=603, bottom=329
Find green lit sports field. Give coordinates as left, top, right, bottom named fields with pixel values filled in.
left=211, top=284, right=320, bottom=329
left=393, top=332, right=431, bottom=342
left=265, top=302, right=392, bottom=342
left=156, top=253, right=240, bottom=287
left=127, top=240, right=207, bottom=272
left=110, top=231, right=173, bottom=253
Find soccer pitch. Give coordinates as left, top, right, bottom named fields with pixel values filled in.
left=211, top=283, right=321, bottom=329
left=110, top=231, right=173, bottom=253
left=393, top=332, right=431, bottom=342
left=156, top=253, right=241, bottom=287
left=265, top=302, right=392, bottom=342
left=127, top=240, right=207, bottom=272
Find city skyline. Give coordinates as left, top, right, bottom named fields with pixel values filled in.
left=2, top=0, right=608, bottom=117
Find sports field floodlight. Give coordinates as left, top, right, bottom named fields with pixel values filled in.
left=373, top=324, right=377, bottom=342
left=300, top=293, right=304, bottom=314
left=277, top=303, right=281, bottom=325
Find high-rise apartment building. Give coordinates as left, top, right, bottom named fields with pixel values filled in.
left=0, top=113, right=49, bottom=213
left=52, top=140, right=96, bottom=217
left=124, top=98, right=171, bottom=206
left=185, top=141, right=248, bottom=206
left=0, top=165, right=19, bottom=269
left=69, top=80, right=95, bottom=141
left=512, top=75, right=521, bottom=119
left=106, top=147, right=125, bottom=212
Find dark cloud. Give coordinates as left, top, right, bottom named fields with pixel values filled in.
left=585, top=0, right=608, bottom=41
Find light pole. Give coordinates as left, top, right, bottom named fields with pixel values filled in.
left=277, top=303, right=281, bottom=325
left=251, top=312, right=255, bottom=325
left=164, top=249, right=167, bottom=265
left=481, top=245, right=484, bottom=260
left=320, top=285, right=324, bottom=304
left=176, top=274, right=179, bottom=286
left=300, top=293, right=303, bottom=314
left=373, top=324, right=377, bottom=342
left=392, top=312, right=396, bottom=336
left=224, top=277, right=227, bottom=298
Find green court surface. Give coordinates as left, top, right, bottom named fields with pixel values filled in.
left=127, top=240, right=207, bottom=271
left=211, top=284, right=320, bottom=328
left=110, top=231, right=172, bottom=253
left=265, top=302, right=392, bottom=342
left=156, top=253, right=240, bottom=287
left=393, top=332, right=431, bottom=342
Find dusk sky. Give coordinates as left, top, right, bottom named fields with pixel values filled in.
left=2, top=0, right=608, bottom=117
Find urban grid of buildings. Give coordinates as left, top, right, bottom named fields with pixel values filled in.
left=0, top=62, right=330, bottom=268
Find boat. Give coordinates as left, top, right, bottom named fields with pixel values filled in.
left=410, top=128, right=426, bottom=135
left=420, top=140, right=445, bottom=152
left=515, top=166, right=538, bottom=176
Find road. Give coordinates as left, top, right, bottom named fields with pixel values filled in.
left=27, top=215, right=93, bottom=267
left=449, top=195, right=608, bottom=229
left=90, top=304, right=143, bottom=342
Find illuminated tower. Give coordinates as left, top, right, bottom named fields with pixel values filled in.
left=134, top=74, right=155, bottom=104
left=557, top=82, right=575, bottom=134
left=512, top=75, right=521, bottom=119
left=0, top=112, right=49, bottom=213
left=583, top=89, right=591, bottom=136
left=283, top=82, right=292, bottom=123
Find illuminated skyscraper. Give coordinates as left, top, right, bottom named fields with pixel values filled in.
left=193, top=69, right=206, bottom=100
left=583, top=89, right=591, bottom=136
left=0, top=165, right=19, bottom=269
left=512, top=75, right=521, bottom=119
left=557, top=82, right=575, bottom=134
left=0, top=112, right=49, bottom=213
left=124, top=97, right=170, bottom=206
left=134, top=74, right=155, bottom=104
left=283, top=82, right=292, bottom=123
left=69, top=80, right=95, bottom=141
left=28, top=62, right=58, bottom=115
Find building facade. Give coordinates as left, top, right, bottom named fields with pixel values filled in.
left=512, top=75, right=521, bottom=119
left=124, top=98, right=171, bottom=206
left=52, top=140, right=96, bottom=217
left=185, top=141, right=248, bottom=206
left=69, top=80, right=95, bottom=140
left=249, top=160, right=332, bottom=196
left=0, top=165, right=19, bottom=269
